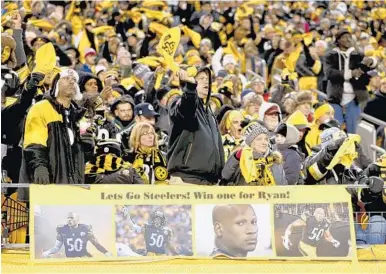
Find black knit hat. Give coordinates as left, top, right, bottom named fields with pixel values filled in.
left=335, top=29, right=351, bottom=43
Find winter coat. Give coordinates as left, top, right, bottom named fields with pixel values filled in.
left=168, top=82, right=225, bottom=184
left=19, top=98, right=86, bottom=185
left=324, top=48, right=373, bottom=105
left=363, top=92, right=386, bottom=128
left=85, top=153, right=143, bottom=184
left=221, top=149, right=287, bottom=186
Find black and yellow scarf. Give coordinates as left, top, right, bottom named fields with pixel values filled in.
left=131, top=148, right=168, bottom=185
left=239, top=147, right=276, bottom=186
left=222, top=134, right=243, bottom=161
left=85, top=154, right=132, bottom=175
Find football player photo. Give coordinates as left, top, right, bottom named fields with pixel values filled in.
left=33, top=205, right=113, bottom=259
left=115, top=205, right=193, bottom=257
left=274, top=203, right=353, bottom=258
left=195, top=204, right=273, bottom=258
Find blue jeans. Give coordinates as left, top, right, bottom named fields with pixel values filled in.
left=355, top=215, right=386, bottom=245
left=331, top=100, right=361, bottom=133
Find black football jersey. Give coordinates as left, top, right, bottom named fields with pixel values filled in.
left=57, top=224, right=91, bottom=257
left=143, top=223, right=171, bottom=254
left=301, top=216, right=330, bottom=247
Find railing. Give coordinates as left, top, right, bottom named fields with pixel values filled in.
left=360, top=113, right=386, bottom=128
left=371, top=145, right=386, bottom=154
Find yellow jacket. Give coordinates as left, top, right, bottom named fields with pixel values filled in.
left=305, top=123, right=321, bottom=155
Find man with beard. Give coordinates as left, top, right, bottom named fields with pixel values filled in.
left=211, top=204, right=258, bottom=257
left=110, top=95, right=135, bottom=133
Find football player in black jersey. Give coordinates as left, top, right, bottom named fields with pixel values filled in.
left=42, top=212, right=112, bottom=258
left=123, top=207, right=179, bottom=256
left=210, top=204, right=258, bottom=257
left=282, top=208, right=340, bottom=257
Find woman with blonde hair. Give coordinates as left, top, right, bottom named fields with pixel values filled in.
left=123, top=122, right=169, bottom=184
left=219, top=110, right=245, bottom=160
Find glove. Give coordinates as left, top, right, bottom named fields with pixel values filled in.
left=326, top=137, right=346, bottom=153
left=33, top=166, right=50, bottom=184
left=282, top=235, right=292, bottom=250
left=122, top=206, right=130, bottom=217
left=367, top=176, right=384, bottom=194
left=331, top=239, right=340, bottom=248
left=26, top=72, right=45, bottom=89
left=118, top=168, right=144, bottom=184
left=42, top=250, right=51, bottom=258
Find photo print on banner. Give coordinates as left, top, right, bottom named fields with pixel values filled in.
left=274, top=202, right=353, bottom=258
left=195, top=204, right=273, bottom=258
left=33, top=205, right=114, bottom=259
left=115, top=205, right=193, bottom=257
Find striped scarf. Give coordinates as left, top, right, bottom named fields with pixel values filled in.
left=85, top=154, right=132, bottom=175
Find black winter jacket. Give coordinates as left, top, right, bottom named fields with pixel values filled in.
left=19, top=98, right=86, bottom=188
left=324, top=48, right=372, bottom=105
left=167, top=82, right=225, bottom=183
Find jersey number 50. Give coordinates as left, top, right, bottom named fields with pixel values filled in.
left=309, top=228, right=324, bottom=241
left=67, top=238, right=83, bottom=252
left=149, top=233, right=164, bottom=248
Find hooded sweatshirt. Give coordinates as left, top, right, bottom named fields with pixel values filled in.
left=258, top=102, right=282, bottom=137
left=275, top=123, right=305, bottom=185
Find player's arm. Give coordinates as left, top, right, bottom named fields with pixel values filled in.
left=87, top=226, right=111, bottom=256
left=284, top=218, right=306, bottom=238
left=282, top=219, right=306, bottom=250
left=166, top=229, right=179, bottom=256
left=122, top=206, right=143, bottom=234
left=42, top=231, right=63, bottom=257
left=324, top=228, right=340, bottom=248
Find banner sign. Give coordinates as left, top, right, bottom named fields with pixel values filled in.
left=30, top=185, right=356, bottom=262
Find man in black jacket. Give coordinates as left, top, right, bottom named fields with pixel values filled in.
left=168, top=67, right=225, bottom=185
left=19, top=69, right=86, bottom=189
left=364, top=78, right=386, bottom=127
left=324, top=29, right=377, bottom=133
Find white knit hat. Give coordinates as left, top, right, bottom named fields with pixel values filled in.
left=222, top=54, right=236, bottom=67
left=52, top=69, right=82, bottom=101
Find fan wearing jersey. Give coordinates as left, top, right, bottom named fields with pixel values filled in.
left=42, top=212, right=111, bottom=258
left=123, top=208, right=179, bottom=256
left=282, top=208, right=340, bottom=257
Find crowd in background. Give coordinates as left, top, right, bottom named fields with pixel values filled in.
left=1, top=0, right=386, bottom=245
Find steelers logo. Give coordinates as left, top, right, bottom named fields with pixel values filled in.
left=155, top=166, right=168, bottom=181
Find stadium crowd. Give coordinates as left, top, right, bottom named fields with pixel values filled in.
left=1, top=0, right=386, bottom=245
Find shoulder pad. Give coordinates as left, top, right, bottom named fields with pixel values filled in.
left=56, top=224, right=65, bottom=232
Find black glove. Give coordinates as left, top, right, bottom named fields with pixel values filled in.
left=367, top=176, right=384, bottom=194
left=33, top=166, right=50, bottom=184
left=26, top=72, right=45, bottom=90
left=117, top=168, right=144, bottom=184
left=326, top=137, right=346, bottom=153
left=301, top=40, right=315, bottom=67
left=219, top=178, right=230, bottom=186
left=81, top=132, right=95, bottom=152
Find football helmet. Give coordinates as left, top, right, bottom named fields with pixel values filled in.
left=150, top=211, right=166, bottom=228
